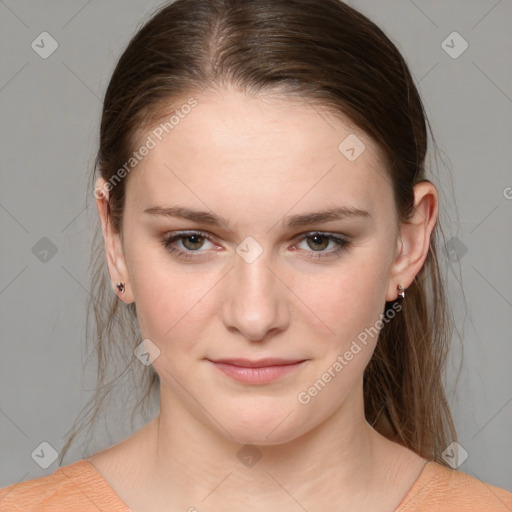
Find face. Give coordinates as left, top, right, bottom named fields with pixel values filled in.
left=99, top=87, right=405, bottom=445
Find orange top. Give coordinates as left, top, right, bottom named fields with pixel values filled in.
left=1, top=459, right=511, bottom=511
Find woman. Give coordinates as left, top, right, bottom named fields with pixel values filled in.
left=1, top=0, right=511, bottom=510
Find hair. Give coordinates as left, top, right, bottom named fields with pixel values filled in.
left=59, top=0, right=459, bottom=466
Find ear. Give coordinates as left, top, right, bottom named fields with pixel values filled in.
left=386, top=181, right=439, bottom=301
left=94, top=177, right=135, bottom=303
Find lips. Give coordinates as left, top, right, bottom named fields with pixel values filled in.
left=208, top=358, right=306, bottom=368
left=207, top=358, right=308, bottom=384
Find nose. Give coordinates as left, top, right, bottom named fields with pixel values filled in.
left=222, top=247, right=290, bottom=342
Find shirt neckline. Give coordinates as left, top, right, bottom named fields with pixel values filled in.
left=79, top=458, right=436, bottom=511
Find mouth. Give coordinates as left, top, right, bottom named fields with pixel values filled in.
left=206, top=358, right=308, bottom=384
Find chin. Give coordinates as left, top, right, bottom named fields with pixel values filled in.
left=214, top=404, right=309, bottom=446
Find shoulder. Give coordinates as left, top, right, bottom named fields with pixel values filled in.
left=397, top=461, right=512, bottom=511
left=0, top=460, right=131, bottom=512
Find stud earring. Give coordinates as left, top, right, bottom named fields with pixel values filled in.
left=397, top=284, right=405, bottom=299
left=116, top=282, right=125, bottom=294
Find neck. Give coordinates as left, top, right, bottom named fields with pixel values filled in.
left=146, top=382, right=381, bottom=510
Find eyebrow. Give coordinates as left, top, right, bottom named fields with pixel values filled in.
left=143, top=205, right=371, bottom=229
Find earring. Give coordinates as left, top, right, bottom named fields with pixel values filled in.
left=116, top=282, right=125, bottom=294
left=397, top=284, right=405, bottom=299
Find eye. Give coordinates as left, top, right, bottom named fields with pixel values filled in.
left=295, top=232, right=351, bottom=259
left=162, top=231, right=216, bottom=260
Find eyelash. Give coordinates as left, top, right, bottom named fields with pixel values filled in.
left=161, top=230, right=351, bottom=260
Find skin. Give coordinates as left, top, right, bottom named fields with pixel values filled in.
left=91, top=86, right=437, bottom=511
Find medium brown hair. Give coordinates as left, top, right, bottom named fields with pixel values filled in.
left=60, top=0, right=457, bottom=465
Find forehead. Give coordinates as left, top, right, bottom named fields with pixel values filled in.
left=125, top=87, right=393, bottom=223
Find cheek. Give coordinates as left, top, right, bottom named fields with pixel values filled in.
left=125, top=241, right=211, bottom=347
left=133, top=268, right=214, bottom=345
left=289, top=253, right=390, bottom=345
left=293, top=266, right=390, bottom=417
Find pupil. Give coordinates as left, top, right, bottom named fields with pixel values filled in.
left=186, top=235, right=202, bottom=249
left=310, top=235, right=327, bottom=250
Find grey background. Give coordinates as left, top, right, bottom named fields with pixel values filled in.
left=1, top=0, right=511, bottom=493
